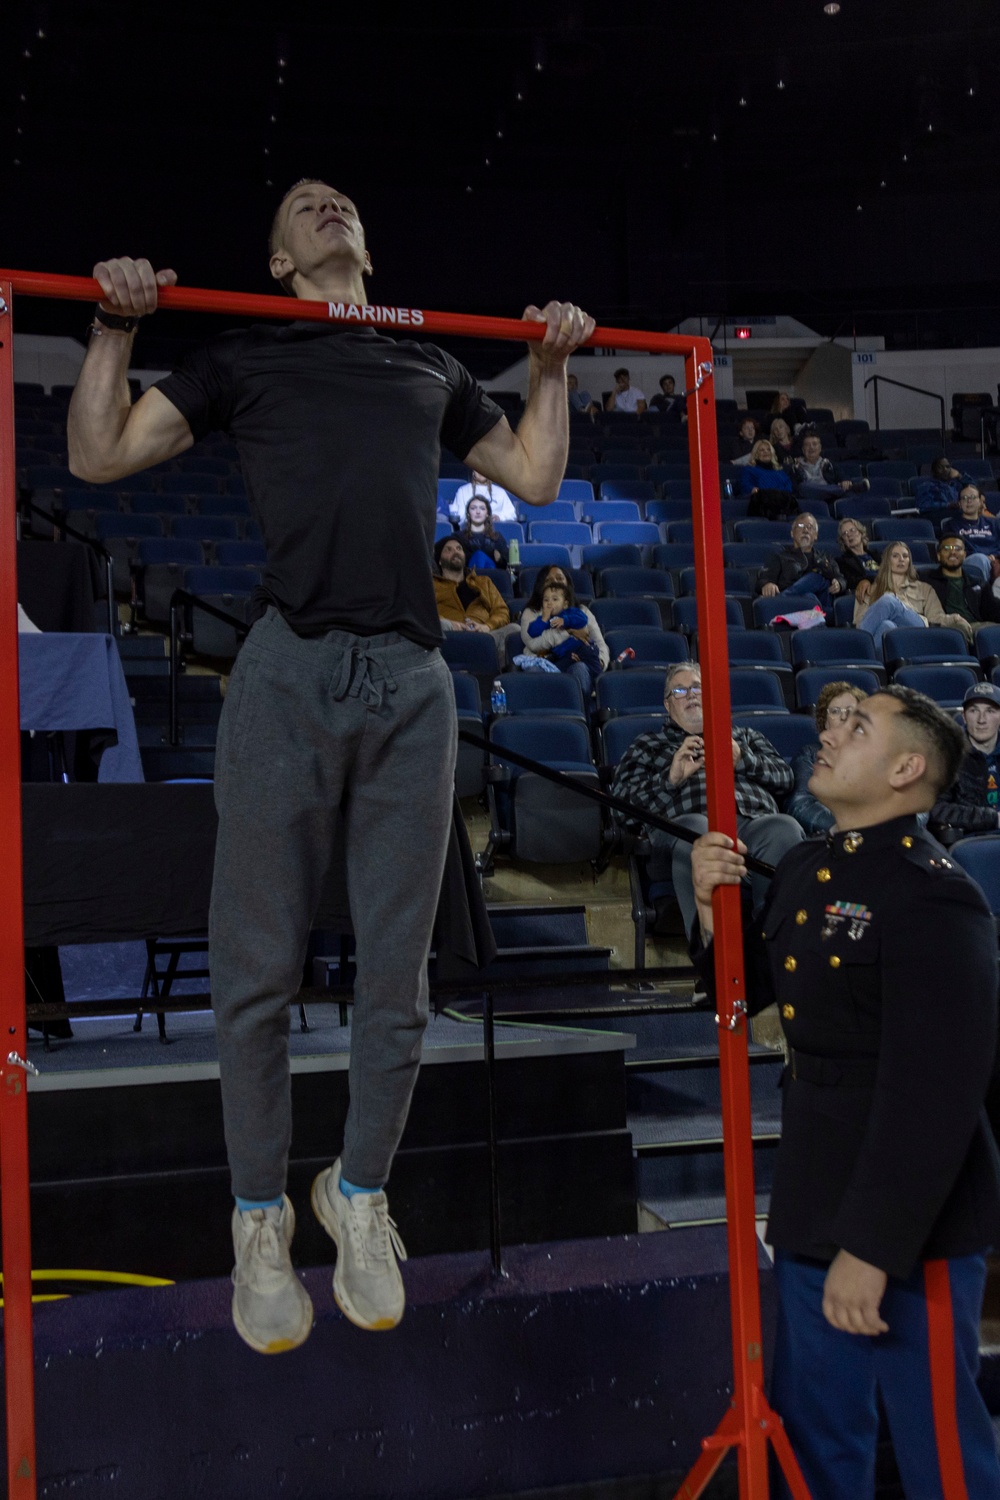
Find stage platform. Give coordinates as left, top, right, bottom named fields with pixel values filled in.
left=15, top=1007, right=639, bottom=1279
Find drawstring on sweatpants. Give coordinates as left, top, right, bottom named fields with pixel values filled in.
left=330, top=646, right=398, bottom=709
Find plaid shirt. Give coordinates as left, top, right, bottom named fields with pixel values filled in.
left=611, top=721, right=793, bottom=828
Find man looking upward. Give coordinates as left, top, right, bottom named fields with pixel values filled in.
left=67, top=179, right=594, bottom=1354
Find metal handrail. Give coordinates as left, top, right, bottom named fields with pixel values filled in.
left=863, top=374, right=946, bottom=444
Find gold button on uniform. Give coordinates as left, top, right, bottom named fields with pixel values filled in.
left=784, top=956, right=797, bottom=972
left=817, top=868, right=831, bottom=883
left=901, top=836, right=914, bottom=849
left=843, top=833, right=864, bottom=854
left=795, top=909, right=808, bottom=925
left=782, top=1004, right=795, bottom=1020
left=829, top=955, right=841, bottom=969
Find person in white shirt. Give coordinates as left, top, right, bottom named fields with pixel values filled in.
left=448, top=470, right=518, bottom=522
left=605, top=367, right=647, bottom=415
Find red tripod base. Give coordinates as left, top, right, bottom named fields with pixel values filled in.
left=672, top=1395, right=811, bottom=1500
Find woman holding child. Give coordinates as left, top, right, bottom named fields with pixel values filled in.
left=519, top=566, right=609, bottom=694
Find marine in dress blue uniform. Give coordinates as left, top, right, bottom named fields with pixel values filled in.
left=692, top=687, right=1000, bottom=1499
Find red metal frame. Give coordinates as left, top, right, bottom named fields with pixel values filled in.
left=0, top=269, right=810, bottom=1499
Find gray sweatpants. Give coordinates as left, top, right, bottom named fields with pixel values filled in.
left=210, top=607, right=457, bottom=1198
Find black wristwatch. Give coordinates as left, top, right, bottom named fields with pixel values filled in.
left=92, top=304, right=139, bottom=333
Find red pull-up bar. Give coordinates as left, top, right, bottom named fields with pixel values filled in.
left=0, top=269, right=807, bottom=1500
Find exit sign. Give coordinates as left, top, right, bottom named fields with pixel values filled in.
left=734, top=326, right=752, bottom=340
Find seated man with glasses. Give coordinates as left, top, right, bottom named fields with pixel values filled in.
left=611, top=661, right=803, bottom=937
left=925, top=534, right=1000, bottom=636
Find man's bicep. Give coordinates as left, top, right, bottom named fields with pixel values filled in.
left=117, top=388, right=195, bottom=476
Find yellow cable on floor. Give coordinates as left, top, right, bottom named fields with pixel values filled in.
left=0, top=1269, right=175, bottom=1304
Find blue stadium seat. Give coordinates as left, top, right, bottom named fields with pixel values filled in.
left=452, top=674, right=486, bottom=798
left=435, top=520, right=454, bottom=543
left=892, top=665, right=979, bottom=707
left=649, top=463, right=690, bottom=484
left=975, top=626, right=1000, bottom=672
left=646, top=500, right=691, bottom=526
left=440, top=632, right=502, bottom=678
left=722, top=543, right=779, bottom=573
left=864, top=478, right=904, bottom=499
left=26, top=465, right=76, bottom=491
left=135, top=538, right=204, bottom=568
left=437, top=478, right=464, bottom=510
left=586, top=500, right=643, bottom=524
left=519, top=544, right=573, bottom=570
left=729, top=670, right=787, bottom=714
left=950, top=837, right=1000, bottom=916
left=593, top=521, right=661, bottom=547
left=866, top=461, right=917, bottom=482
left=671, top=597, right=745, bottom=634
left=58, top=491, right=120, bottom=516
left=957, top=458, right=994, bottom=483
left=602, top=447, right=646, bottom=464
left=725, top=631, right=792, bottom=673
left=195, top=495, right=251, bottom=519
left=868, top=540, right=936, bottom=566
left=657, top=480, right=695, bottom=500
left=795, top=667, right=885, bottom=710
left=872, top=518, right=936, bottom=544
left=833, top=497, right=893, bottom=522
left=789, top=628, right=880, bottom=671
left=215, top=541, right=268, bottom=567
left=881, top=628, right=972, bottom=670
left=171, top=516, right=240, bottom=543
left=527, top=501, right=578, bottom=524
left=485, top=717, right=603, bottom=865
left=175, top=454, right=231, bottom=476
left=158, top=472, right=224, bottom=494
left=679, top=568, right=753, bottom=598
left=494, top=673, right=587, bottom=721
left=752, top=594, right=824, bottom=629
left=557, top=479, right=595, bottom=505
left=596, top=671, right=667, bottom=720
left=581, top=543, right=644, bottom=573
left=600, top=715, right=665, bottom=770
left=653, top=544, right=696, bottom=572
left=599, top=567, right=674, bottom=599
left=590, top=598, right=662, bottom=632
left=599, top=482, right=656, bottom=504
left=516, top=566, right=593, bottom=601
left=666, top=522, right=695, bottom=545
left=603, top=629, right=688, bottom=668
left=184, top=566, right=262, bottom=596
left=527, top=521, right=592, bottom=548
left=720, top=497, right=751, bottom=522
left=590, top=464, right=643, bottom=486
left=129, top=492, right=186, bottom=516
left=494, top=521, right=525, bottom=545
left=734, top=520, right=794, bottom=545
left=732, top=713, right=817, bottom=764
left=96, top=513, right=163, bottom=540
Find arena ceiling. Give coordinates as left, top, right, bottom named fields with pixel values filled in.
left=2, top=1, right=999, bottom=365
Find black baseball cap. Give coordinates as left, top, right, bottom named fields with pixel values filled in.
left=963, top=682, right=1000, bottom=710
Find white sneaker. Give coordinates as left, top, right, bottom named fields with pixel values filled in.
left=311, top=1159, right=407, bottom=1331
left=230, top=1196, right=314, bottom=1354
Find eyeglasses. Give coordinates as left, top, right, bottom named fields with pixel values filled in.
left=668, top=685, right=703, bottom=698
left=825, top=706, right=855, bottom=722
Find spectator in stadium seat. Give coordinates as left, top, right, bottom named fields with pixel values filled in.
left=925, top=535, right=1000, bottom=634
left=940, top=485, right=1000, bottom=583
left=519, top=569, right=608, bottom=672
left=787, top=434, right=870, bottom=505
left=458, top=496, right=508, bottom=569
left=524, top=580, right=605, bottom=694
left=729, top=416, right=759, bottom=464
left=836, top=517, right=880, bottom=600
left=611, top=661, right=802, bottom=938
left=567, top=372, right=599, bottom=418
left=757, top=512, right=845, bottom=610
left=768, top=418, right=796, bottom=466
left=854, top=541, right=963, bottom=645
left=605, top=367, right=647, bottom=415
left=649, top=373, right=685, bottom=421
left=449, top=470, right=518, bottom=523
left=917, top=456, right=966, bottom=514
left=433, top=535, right=510, bottom=635
left=736, top=440, right=799, bottom=519
left=770, top=391, right=806, bottom=434
left=788, top=681, right=868, bottom=836
left=931, top=681, right=1000, bottom=838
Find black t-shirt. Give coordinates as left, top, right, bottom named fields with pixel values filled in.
left=155, top=323, right=503, bottom=646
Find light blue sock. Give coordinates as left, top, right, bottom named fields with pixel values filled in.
left=340, top=1175, right=381, bottom=1199
left=235, top=1195, right=283, bottom=1213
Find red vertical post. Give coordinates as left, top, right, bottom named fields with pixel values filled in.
left=0, top=282, right=38, bottom=1498
left=686, top=340, right=770, bottom=1496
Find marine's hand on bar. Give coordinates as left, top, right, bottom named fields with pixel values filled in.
left=691, top=832, right=747, bottom=941
left=522, top=301, right=595, bottom=368
left=93, top=257, right=177, bottom=318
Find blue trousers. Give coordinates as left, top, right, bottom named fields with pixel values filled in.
left=772, top=1251, right=1000, bottom=1500
left=776, top=569, right=832, bottom=613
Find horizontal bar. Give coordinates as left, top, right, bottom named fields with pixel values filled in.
left=0, top=269, right=698, bottom=354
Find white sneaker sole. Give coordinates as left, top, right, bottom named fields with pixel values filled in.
left=311, top=1169, right=403, bottom=1332
left=231, top=1199, right=314, bottom=1355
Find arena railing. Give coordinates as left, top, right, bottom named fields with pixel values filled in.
left=0, top=270, right=810, bottom=1500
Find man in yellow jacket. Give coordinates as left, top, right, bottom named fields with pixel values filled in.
left=433, top=535, right=510, bottom=634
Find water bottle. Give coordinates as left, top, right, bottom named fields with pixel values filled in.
left=615, top=647, right=636, bottom=665
left=507, top=537, right=520, bottom=567
left=723, top=478, right=734, bottom=497
left=491, top=678, right=507, bottom=716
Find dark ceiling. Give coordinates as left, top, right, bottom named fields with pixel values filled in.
left=2, top=1, right=1000, bottom=372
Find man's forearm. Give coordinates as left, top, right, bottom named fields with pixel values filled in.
left=67, top=329, right=137, bottom=482
left=511, top=361, right=569, bottom=505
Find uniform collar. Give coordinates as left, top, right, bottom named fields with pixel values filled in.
left=825, top=813, right=922, bottom=859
